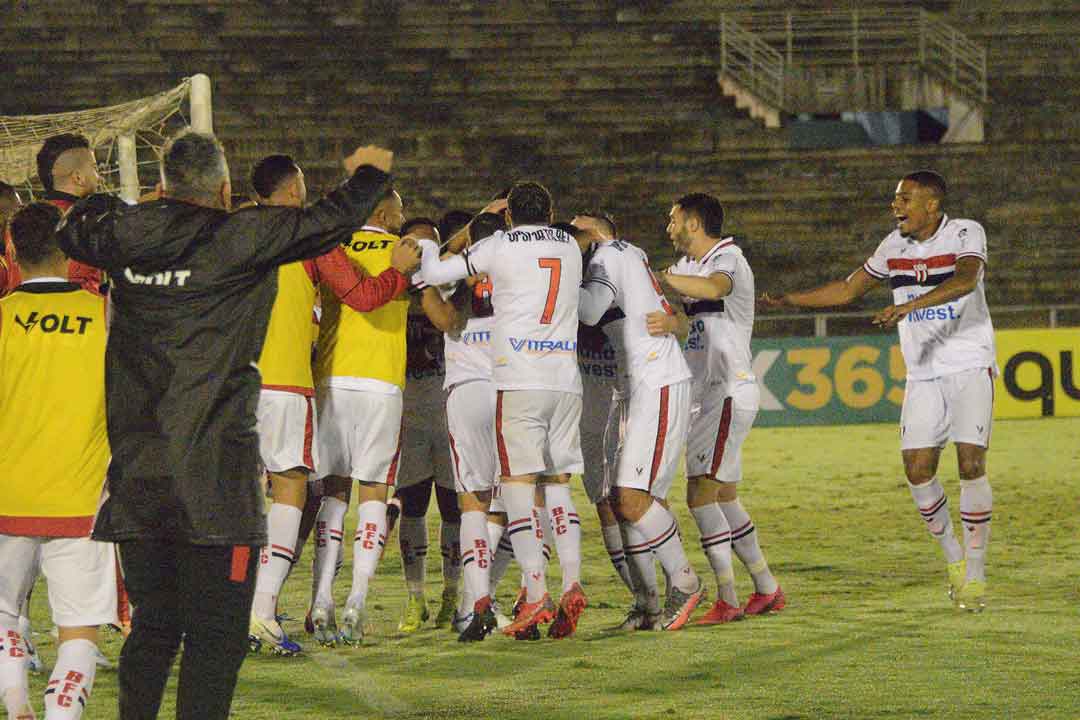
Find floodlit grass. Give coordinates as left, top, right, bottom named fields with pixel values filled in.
left=26, top=417, right=1080, bottom=719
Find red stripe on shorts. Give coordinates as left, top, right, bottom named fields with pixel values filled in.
left=709, top=396, right=734, bottom=479
left=648, top=385, right=671, bottom=491
left=302, top=397, right=315, bottom=470
left=229, top=546, right=251, bottom=582
left=385, top=419, right=403, bottom=487
left=448, top=430, right=463, bottom=483
left=495, top=390, right=511, bottom=477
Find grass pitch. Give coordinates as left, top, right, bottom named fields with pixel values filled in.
left=27, top=417, right=1080, bottom=719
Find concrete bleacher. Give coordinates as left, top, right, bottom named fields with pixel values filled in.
left=1, top=0, right=1076, bottom=309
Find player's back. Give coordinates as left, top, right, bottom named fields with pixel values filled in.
left=0, top=280, right=109, bottom=535
left=474, top=224, right=583, bottom=394
left=317, top=226, right=409, bottom=389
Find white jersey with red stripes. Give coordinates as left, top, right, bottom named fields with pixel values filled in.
left=419, top=226, right=583, bottom=394
left=580, top=239, right=691, bottom=393
left=863, top=215, right=996, bottom=380
left=442, top=277, right=496, bottom=390
left=669, top=237, right=755, bottom=397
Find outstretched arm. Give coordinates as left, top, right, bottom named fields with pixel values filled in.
left=760, top=267, right=880, bottom=310
left=417, top=238, right=474, bottom=286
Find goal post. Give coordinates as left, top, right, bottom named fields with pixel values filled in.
left=0, top=74, right=213, bottom=204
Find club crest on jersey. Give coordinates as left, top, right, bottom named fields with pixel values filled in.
left=913, top=262, right=929, bottom=283
left=508, top=337, right=577, bottom=354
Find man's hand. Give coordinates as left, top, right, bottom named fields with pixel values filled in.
left=872, top=303, right=909, bottom=329
left=391, top=236, right=421, bottom=274
left=645, top=310, right=678, bottom=337
left=758, top=292, right=790, bottom=311
left=480, top=198, right=507, bottom=216
left=344, top=145, right=393, bottom=175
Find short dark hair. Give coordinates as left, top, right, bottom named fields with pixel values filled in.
left=250, top=154, right=298, bottom=199
left=576, top=210, right=617, bottom=238
left=469, top=211, right=507, bottom=244
left=10, top=202, right=62, bottom=267
left=162, top=129, right=228, bottom=203
left=675, top=192, right=724, bottom=237
left=36, top=133, right=90, bottom=191
left=902, top=170, right=947, bottom=202
left=438, top=210, right=473, bottom=243
left=400, top=216, right=440, bottom=241
left=508, top=181, right=552, bottom=225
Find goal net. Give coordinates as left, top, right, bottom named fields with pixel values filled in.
left=0, top=74, right=212, bottom=204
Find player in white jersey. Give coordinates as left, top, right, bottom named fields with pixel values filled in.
left=417, top=182, right=587, bottom=639
left=575, top=213, right=707, bottom=631
left=662, top=193, right=784, bottom=623
left=762, top=171, right=995, bottom=610
left=393, top=217, right=462, bottom=634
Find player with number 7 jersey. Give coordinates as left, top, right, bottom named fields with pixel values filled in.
left=417, top=182, right=586, bottom=639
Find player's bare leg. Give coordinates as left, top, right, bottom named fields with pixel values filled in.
left=956, top=443, right=992, bottom=610
left=618, top=487, right=703, bottom=631
left=341, top=481, right=389, bottom=645
left=543, top=474, right=587, bottom=638
left=251, top=468, right=306, bottom=655
left=434, top=483, right=462, bottom=627
left=308, top=475, right=352, bottom=646
left=500, top=474, right=556, bottom=637
left=903, top=447, right=968, bottom=603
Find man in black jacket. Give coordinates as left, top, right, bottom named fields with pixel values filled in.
left=59, top=129, right=418, bottom=719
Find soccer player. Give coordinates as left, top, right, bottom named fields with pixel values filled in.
left=58, top=131, right=405, bottom=719
left=0, top=202, right=116, bottom=720
left=662, top=193, right=784, bottom=622
left=393, top=216, right=463, bottom=633
left=35, top=134, right=104, bottom=294
left=761, top=171, right=995, bottom=610
left=309, top=188, right=414, bottom=646
left=418, top=182, right=587, bottom=638
left=575, top=212, right=707, bottom=631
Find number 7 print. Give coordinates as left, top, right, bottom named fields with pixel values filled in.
left=538, top=257, right=561, bottom=324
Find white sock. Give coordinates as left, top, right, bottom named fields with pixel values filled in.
left=619, top=521, right=660, bottom=613
left=909, top=478, right=964, bottom=564
left=719, top=499, right=778, bottom=595
left=1, top=621, right=32, bottom=719
left=601, top=522, right=634, bottom=594
left=348, top=500, right=387, bottom=609
left=311, top=496, right=347, bottom=610
left=633, top=502, right=699, bottom=595
left=544, top=484, right=582, bottom=592
left=43, top=639, right=97, bottom=719
left=440, top=521, right=461, bottom=593
left=536, top=502, right=554, bottom=571
left=488, top=523, right=514, bottom=597
left=500, top=483, right=546, bottom=602
left=253, top=503, right=302, bottom=621
left=399, top=515, right=428, bottom=596
left=460, top=511, right=491, bottom=611
left=959, top=475, right=993, bottom=582
left=690, top=503, right=737, bottom=605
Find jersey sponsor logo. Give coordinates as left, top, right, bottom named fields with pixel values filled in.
left=508, top=337, right=577, bottom=354
left=578, top=361, right=617, bottom=378
left=903, top=304, right=959, bottom=323
left=13, top=311, right=93, bottom=335
left=345, top=237, right=394, bottom=252
left=123, top=267, right=192, bottom=287
left=461, top=329, right=492, bottom=345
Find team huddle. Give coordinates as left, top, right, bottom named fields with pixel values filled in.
left=0, top=129, right=996, bottom=719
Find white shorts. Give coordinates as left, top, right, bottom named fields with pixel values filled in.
left=580, top=381, right=622, bottom=504
left=901, top=367, right=995, bottom=450
left=316, top=387, right=403, bottom=485
left=256, top=389, right=318, bottom=474
left=398, top=393, right=454, bottom=491
left=614, top=380, right=691, bottom=500
left=0, top=535, right=117, bottom=627
left=495, top=389, right=584, bottom=478
left=446, top=380, right=498, bottom=495
left=686, top=382, right=759, bottom=483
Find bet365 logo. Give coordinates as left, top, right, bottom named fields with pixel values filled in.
left=14, top=311, right=93, bottom=335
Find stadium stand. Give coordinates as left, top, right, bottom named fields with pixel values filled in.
left=1, top=0, right=1077, bottom=309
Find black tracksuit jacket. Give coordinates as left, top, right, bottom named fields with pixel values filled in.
left=58, top=165, right=391, bottom=546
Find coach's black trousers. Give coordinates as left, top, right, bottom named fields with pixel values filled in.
left=116, top=540, right=258, bottom=720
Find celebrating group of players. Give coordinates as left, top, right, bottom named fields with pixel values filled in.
left=0, top=128, right=996, bottom=719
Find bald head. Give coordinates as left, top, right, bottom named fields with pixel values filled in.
left=368, top=189, right=404, bottom=234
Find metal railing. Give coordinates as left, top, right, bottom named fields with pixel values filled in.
left=719, top=9, right=988, bottom=111
left=759, top=304, right=1079, bottom=338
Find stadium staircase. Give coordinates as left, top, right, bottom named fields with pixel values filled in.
left=1, top=1, right=1077, bottom=308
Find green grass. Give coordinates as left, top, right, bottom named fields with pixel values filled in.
left=26, top=417, right=1080, bottom=719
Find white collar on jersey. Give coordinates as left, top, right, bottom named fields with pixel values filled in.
left=20, top=276, right=67, bottom=284
left=908, top=214, right=950, bottom=245
left=361, top=224, right=389, bottom=234
left=697, top=236, right=735, bottom=263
